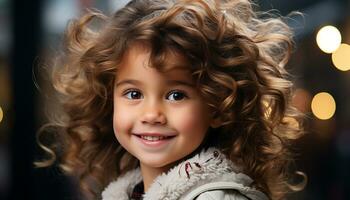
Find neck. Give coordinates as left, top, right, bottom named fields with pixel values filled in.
left=139, top=147, right=205, bottom=192
left=139, top=163, right=173, bottom=192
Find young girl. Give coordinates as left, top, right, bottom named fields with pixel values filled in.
left=36, top=0, right=306, bottom=199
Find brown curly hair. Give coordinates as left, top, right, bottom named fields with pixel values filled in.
left=35, top=0, right=306, bottom=199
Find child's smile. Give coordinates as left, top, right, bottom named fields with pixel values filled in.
left=113, top=42, right=216, bottom=189
left=132, top=133, right=177, bottom=149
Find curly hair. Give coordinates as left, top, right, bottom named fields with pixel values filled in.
left=35, top=0, right=306, bottom=199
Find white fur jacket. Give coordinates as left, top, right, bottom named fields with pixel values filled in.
left=101, top=147, right=268, bottom=200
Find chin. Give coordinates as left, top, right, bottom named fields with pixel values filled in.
left=139, top=158, right=173, bottom=168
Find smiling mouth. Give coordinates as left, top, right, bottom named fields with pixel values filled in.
left=134, top=135, right=176, bottom=141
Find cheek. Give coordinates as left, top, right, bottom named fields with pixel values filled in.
left=173, top=103, right=210, bottom=136
left=113, top=102, right=133, bottom=137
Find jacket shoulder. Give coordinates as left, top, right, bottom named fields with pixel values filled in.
left=181, top=181, right=268, bottom=200
left=195, top=190, right=249, bottom=200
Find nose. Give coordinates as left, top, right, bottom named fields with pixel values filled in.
left=140, top=101, right=167, bottom=125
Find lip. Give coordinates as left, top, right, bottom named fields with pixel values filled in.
left=133, top=132, right=177, bottom=137
left=132, top=134, right=176, bottom=148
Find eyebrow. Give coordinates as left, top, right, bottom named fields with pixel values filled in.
left=115, top=79, right=195, bottom=88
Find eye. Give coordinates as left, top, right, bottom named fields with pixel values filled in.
left=124, top=89, right=143, bottom=100
left=167, top=90, right=187, bottom=101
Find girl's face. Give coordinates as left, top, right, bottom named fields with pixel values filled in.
left=113, top=43, right=215, bottom=171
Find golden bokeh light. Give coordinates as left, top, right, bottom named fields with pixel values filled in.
left=0, top=106, right=3, bottom=124
left=316, top=25, right=342, bottom=53
left=311, top=92, right=336, bottom=120
left=332, top=43, right=350, bottom=71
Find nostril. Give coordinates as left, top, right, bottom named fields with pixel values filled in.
left=141, top=114, right=167, bottom=125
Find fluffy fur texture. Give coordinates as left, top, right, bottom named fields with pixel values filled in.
left=102, top=147, right=267, bottom=200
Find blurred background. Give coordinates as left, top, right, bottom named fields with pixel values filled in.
left=1, top=0, right=350, bottom=199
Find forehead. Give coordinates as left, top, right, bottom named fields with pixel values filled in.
left=116, top=42, right=193, bottom=78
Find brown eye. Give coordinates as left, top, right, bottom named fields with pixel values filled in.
left=124, top=90, right=143, bottom=99
left=167, top=90, right=187, bottom=101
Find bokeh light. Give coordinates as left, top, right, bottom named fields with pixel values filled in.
left=316, top=25, right=342, bottom=53
left=0, top=106, right=3, bottom=123
left=311, top=92, right=336, bottom=120
left=332, top=43, right=350, bottom=71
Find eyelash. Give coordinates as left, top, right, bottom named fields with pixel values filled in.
left=122, top=89, right=188, bottom=101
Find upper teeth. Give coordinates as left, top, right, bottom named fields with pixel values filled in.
left=141, top=135, right=167, bottom=141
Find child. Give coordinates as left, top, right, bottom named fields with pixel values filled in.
left=36, top=0, right=306, bottom=199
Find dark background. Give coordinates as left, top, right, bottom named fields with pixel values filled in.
left=1, top=0, right=349, bottom=199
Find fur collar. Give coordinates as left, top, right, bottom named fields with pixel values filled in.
left=102, top=147, right=258, bottom=200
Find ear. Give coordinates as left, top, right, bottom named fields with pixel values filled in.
left=210, top=117, right=222, bottom=128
